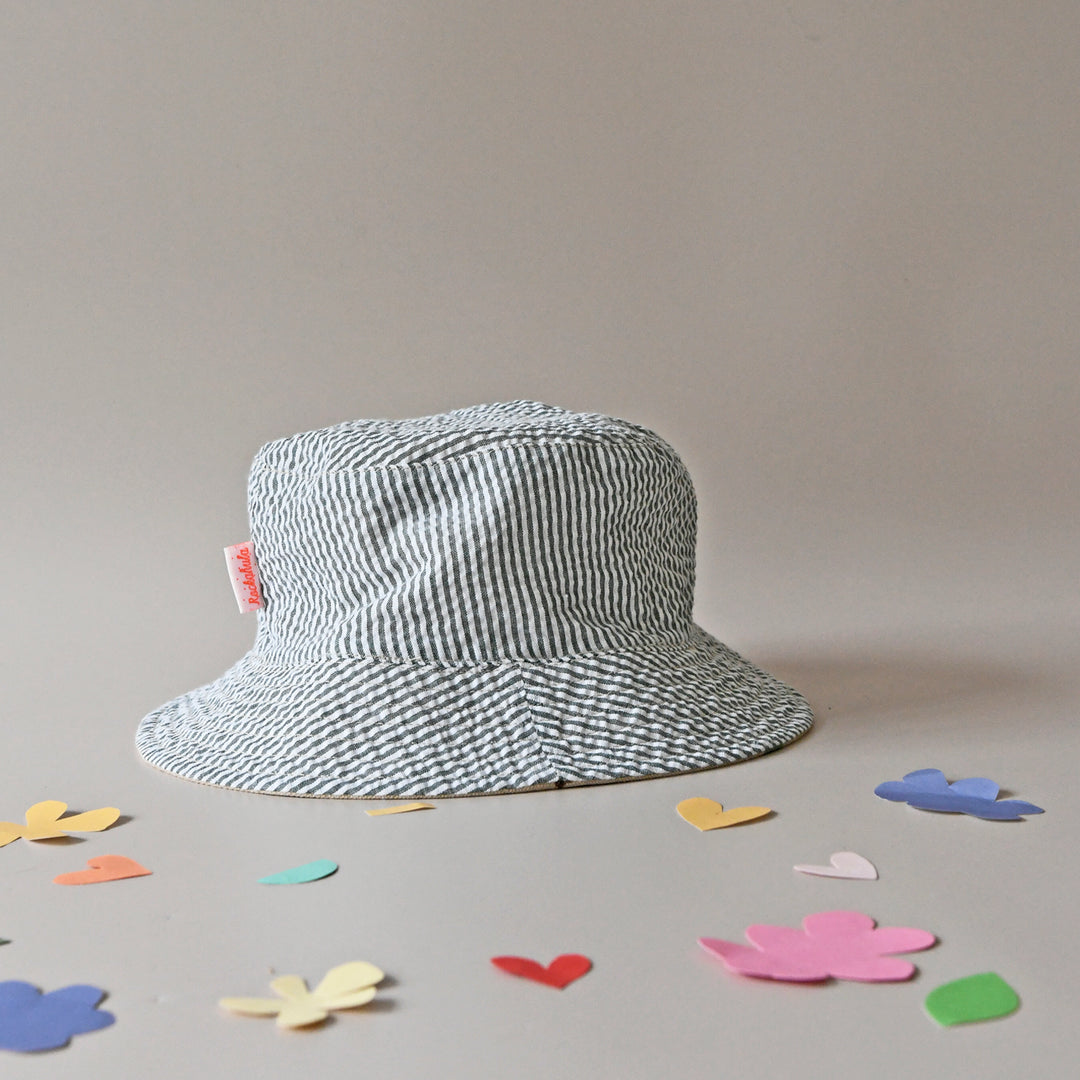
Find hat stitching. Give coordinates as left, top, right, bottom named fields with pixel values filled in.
left=511, top=661, right=573, bottom=784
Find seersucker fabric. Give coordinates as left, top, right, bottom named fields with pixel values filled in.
left=136, top=401, right=812, bottom=797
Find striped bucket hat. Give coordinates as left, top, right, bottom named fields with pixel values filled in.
left=136, top=401, right=812, bottom=797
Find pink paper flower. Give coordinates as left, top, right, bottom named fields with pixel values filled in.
left=699, top=910, right=936, bottom=983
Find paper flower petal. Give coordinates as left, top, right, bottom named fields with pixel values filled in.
left=992, top=799, right=1044, bottom=816
left=802, top=911, right=877, bottom=938
left=270, top=976, right=310, bottom=1001
left=21, top=804, right=70, bottom=840
left=318, top=987, right=378, bottom=1010
left=0, top=983, right=41, bottom=1011
left=314, top=961, right=384, bottom=1000
left=900, top=769, right=952, bottom=792
left=826, top=954, right=918, bottom=982
left=743, top=924, right=806, bottom=950
left=948, top=777, right=999, bottom=800
left=907, top=793, right=1044, bottom=820
left=52, top=807, right=120, bottom=834
left=24, top=801, right=67, bottom=829
left=44, top=985, right=112, bottom=1013
left=866, top=927, right=937, bottom=955
left=219, top=997, right=283, bottom=1017
left=699, top=938, right=829, bottom=981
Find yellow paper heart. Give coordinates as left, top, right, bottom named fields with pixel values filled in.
left=676, top=798, right=771, bottom=831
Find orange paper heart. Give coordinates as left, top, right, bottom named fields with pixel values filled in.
left=53, top=855, right=151, bottom=885
left=676, top=798, right=771, bottom=831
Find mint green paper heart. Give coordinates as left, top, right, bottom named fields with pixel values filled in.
left=925, top=972, right=1019, bottom=1026
left=258, top=859, right=338, bottom=885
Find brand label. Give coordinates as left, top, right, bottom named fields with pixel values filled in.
left=224, top=541, right=263, bottom=612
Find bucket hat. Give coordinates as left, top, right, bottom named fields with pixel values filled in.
left=136, top=401, right=812, bottom=797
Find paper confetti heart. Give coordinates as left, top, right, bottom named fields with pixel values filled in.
left=53, top=855, right=151, bottom=886
left=220, top=961, right=384, bottom=1029
left=794, top=852, right=877, bottom=880
left=0, top=981, right=115, bottom=1053
left=0, top=802, right=120, bottom=847
left=364, top=802, right=433, bottom=817
left=491, top=954, right=592, bottom=989
left=925, top=972, right=1020, bottom=1026
left=677, top=798, right=771, bottom=831
left=699, top=910, right=936, bottom=983
left=258, top=859, right=338, bottom=885
left=874, top=769, right=1043, bottom=820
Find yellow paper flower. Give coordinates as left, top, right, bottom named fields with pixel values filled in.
left=0, top=801, right=120, bottom=847
left=220, top=962, right=385, bottom=1029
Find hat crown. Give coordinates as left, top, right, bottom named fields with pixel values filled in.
left=248, top=402, right=698, bottom=664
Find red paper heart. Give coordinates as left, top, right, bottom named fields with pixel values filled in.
left=53, top=854, right=152, bottom=885
left=491, top=954, right=592, bottom=988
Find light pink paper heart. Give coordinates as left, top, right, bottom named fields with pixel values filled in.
left=793, top=852, right=877, bottom=880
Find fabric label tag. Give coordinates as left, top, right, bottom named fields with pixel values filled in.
left=224, top=541, right=263, bottom=612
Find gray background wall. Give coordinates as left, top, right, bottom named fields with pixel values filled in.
left=1, top=4, right=1076, bottom=1078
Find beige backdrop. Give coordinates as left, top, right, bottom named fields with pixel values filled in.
left=1, top=4, right=1077, bottom=1078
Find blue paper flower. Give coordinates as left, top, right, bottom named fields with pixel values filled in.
left=874, top=769, right=1043, bottom=820
left=0, top=982, right=114, bottom=1053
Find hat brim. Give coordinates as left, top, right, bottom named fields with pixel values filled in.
left=135, top=626, right=812, bottom=798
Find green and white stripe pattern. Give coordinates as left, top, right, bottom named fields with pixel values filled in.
left=137, top=401, right=812, bottom=797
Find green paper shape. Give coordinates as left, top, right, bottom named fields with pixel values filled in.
left=925, top=972, right=1019, bottom=1026
left=0, top=939, right=9, bottom=946
left=258, top=859, right=338, bottom=885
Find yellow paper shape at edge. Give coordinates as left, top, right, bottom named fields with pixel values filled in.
left=365, top=802, right=433, bottom=817
left=676, top=798, right=771, bottom=831
left=220, top=962, right=385, bottom=1030
left=0, top=801, right=121, bottom=845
